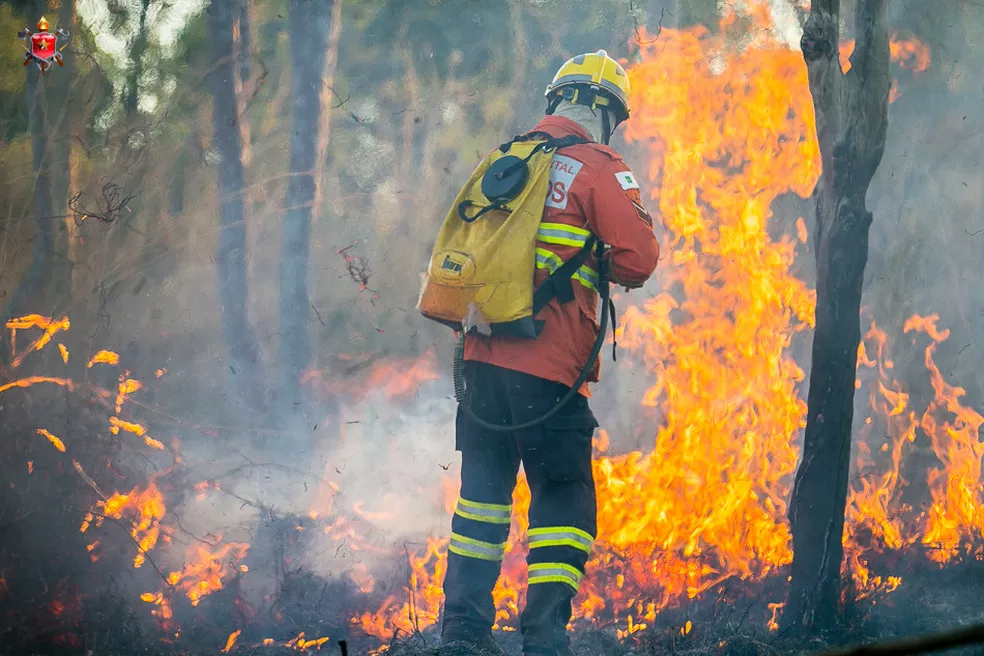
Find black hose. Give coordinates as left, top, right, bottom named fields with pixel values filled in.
left=453, top=253, right=612, bottom=432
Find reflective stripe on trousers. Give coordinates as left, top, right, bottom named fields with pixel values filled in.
left=527, top=525, right=595, bottom=592
left=455, top=497, right=512, bottom=524
left=449, top=532, right=508, bottom=562
left=527, top=562, right=584, bottom=591
left=449, top=497, right=512, bottom=563
left=527, top=526, right=594, bottom=554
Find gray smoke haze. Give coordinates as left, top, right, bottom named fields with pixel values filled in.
left=108, top=0, right=984, bottom=593
left=2, top=0, right=983, bottom=651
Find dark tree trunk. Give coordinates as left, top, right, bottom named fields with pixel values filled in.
left=238, top=0, right=254, bottom=86
left=785, top=0, right=891, bottom=633
left=278, top=0, right=333, bottom=407
left=233, top=0, right=255, bottom=167
left=48, top=0, right=76, bottom=308
left=313, top=0, right=343, bottom=215
left=124, top=0, right=151, bottom=118
left=5, top=0, right=54, bottom=322
left=207, top=0, right=262, bottom=403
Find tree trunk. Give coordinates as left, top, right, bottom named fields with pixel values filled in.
left=312, top=0, right=343, bottom=216
left=5, top=0, right=54, bottom=322
left=207, top=0, right=262, bottom=404
left=278, top=0, right=332, bottom=408
left=785, top=0, right=891, bottom=633
left=234, top=0, right=255, bottom=166
left=49, top=0, right=76, bottom=308
left=124, top=0, right=151, bottom=118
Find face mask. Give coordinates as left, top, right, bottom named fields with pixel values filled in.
left=550, top=100, right=605, bottom=143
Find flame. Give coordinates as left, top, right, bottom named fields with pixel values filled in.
left=840, top=33, right=931, bottom=76
left=140, top=591, right=173, bottom=620
left=905, top=316, right=984, bottom=561
left=302, top=350, right=439, bottom=403
left=353, top=535, right=447, bottom=641
left=843, top=314, right=984, bottom=590
left=285, top=632, right=331, bottom=650
left=115, top=376, right=142, bottom=413
left=165, top=542, right=250, bottom=606
left=767, top=602, right=783, bottom=631
left=0, top=375, right=75, bottom=395
left=109, top=416, right=147, bottom=436
left=890, top=35, right=931, bottom=73
left=84, top=478, right=169, bottom=569
left=572, top=12, right=815, bottom=624
left=222, top=629, right=242, bottom=652
left=5, top=314, right=70, bottom=367
left=37, top=428, right=66, bottom=452
left=87, top=349, right=120, bottom=368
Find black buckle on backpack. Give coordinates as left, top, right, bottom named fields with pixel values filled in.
left=532, top=236, right=597, bottom=316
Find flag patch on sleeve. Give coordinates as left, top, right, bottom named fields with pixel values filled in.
left=615, top=170, right=640, bottom=190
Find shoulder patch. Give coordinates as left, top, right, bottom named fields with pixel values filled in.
left=545, top=154, right=583, bottom=210
left=615, top=170, right=640, bottom=191
left=624, top=186, right=654, bottom=229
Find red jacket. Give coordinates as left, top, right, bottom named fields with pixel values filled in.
left=464, top=116, right=660, bottom=394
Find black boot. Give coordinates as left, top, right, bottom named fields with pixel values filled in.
left=520, top=583, right=575, bottom=656
left=441, top=552, right=505, bottom=655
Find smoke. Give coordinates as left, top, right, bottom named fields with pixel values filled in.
left=150, top=375, right=459, bottom=588
left=3, top=0, right=983, bottom=651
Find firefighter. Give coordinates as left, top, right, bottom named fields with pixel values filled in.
left=438, top=51, right=661, bottom=656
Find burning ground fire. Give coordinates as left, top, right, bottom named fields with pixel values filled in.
left=1, top=3, right=977, bottom=654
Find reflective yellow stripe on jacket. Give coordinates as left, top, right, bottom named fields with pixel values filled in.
left=535, top=223, right=597, bottom=292
left=534, top=241, right=598, bottom=292
left=537, top=222, right=592, bottom=248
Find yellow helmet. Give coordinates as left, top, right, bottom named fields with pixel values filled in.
left=37, top=15, right=49, bottom=31
left=544, top=50, right=631, bottom=123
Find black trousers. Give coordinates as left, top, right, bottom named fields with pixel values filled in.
left=441, top=361, right=598, bottom=654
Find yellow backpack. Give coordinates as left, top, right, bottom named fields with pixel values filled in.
left=417, top=133, right=594, bottom=339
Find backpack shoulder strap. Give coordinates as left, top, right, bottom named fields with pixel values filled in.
left=532, top=236, right=599, bottom=315
left=529, top=134, right=597, bottom=320
left=500, top=132, right=589, bottom=154
left=541, top=134, right=590, bottom=151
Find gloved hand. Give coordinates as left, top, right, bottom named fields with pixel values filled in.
left=603, top=250, right=645, bottom=292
